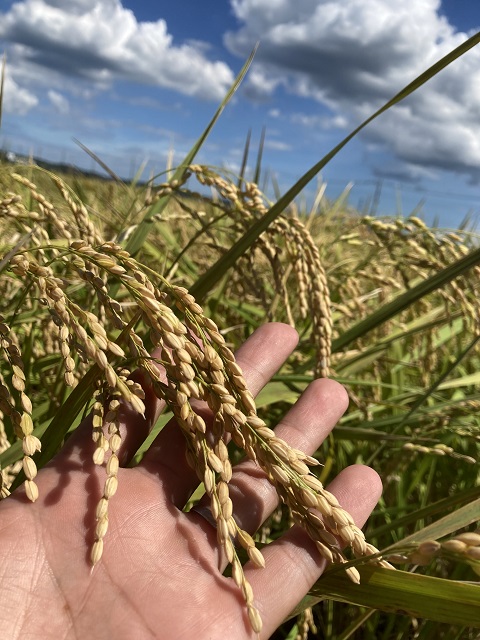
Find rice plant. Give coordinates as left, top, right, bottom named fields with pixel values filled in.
left=0, top=31, right=479, bottom=640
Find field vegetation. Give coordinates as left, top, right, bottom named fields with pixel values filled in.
left=0, top=34, right=480, bottom=640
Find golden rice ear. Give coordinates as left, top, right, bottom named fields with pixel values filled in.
left=180, top=166, right=332, bottom=378
left=2, top=158, right=478, bottom=636
left=0, top=318, right=36, bottom=502
left=0, top=162, right=392, bottom=636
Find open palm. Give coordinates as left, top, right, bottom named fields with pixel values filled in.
left=0, top=324, right=381, bottom=639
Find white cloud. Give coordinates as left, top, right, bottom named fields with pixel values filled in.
left=0, top=0, right=234, bottom=101
left=47, top=90, right=69, bottom=115
left=242, top=67, right=284, bottom=101
left=2, top=72, right=38, bottom=115
left=225, top=0, right=480, bottom=181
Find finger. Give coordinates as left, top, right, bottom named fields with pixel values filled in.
left=229, top=378, right=349, bottom=532
left=139, top=323, right=299, bottom=507
left=191, top=378, right=349, bottom=537
left=248, top=465, right=382, bottom=640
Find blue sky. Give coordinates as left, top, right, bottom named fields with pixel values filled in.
left=1, top=0, right=480, bottom=229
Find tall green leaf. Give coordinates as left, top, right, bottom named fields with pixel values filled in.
left=124, top=45, right=258, bottom=257
left=253, top=125, right=266, bottom=185
left=191, top=31, right=480, bottom=301
left=292, top=566, right=480, bottom=627
left=237, top=128, right=251, bottom=188
left=332, top=245, right=480, bottom=352
left=391, top=497, right=480, bottom=547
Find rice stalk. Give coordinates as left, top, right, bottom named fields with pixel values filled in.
left=0, top=173, right=391, bottom=633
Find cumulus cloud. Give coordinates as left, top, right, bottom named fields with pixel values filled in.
left=242, top=67, right=284, bottom=102
left=225, top=0, right=480, bottom=181
left=2, top=72, right=38, bottom=115
left=0, top=0, right=234, bottom=101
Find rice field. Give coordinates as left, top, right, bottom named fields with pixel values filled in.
left=0, top=33, right=480, bottom=640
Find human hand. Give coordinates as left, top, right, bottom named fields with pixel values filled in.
left=0, top=323, right=381, bottom=639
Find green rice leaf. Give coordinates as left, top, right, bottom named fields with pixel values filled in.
left=392, top=497, right=480, bottom=546
left=292, top=565, right=480, bottom=627
left=191, top=31, right=480, bottom=301
left=124, top=45, right=258, bottom=257
left=333, top=245, right=480, bottom=352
